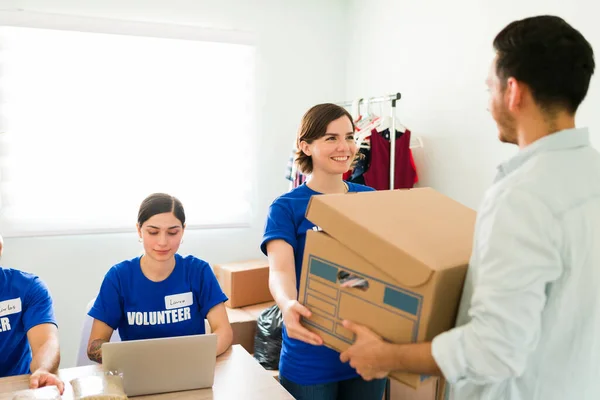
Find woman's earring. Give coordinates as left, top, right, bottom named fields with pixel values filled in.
left=138, top=237, right=142, bottom=243
left=180, top=239, right=184, bottom=245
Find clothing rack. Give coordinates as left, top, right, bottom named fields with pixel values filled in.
left=335, top=93, right=419, bottom=400
left=336, top=92, right=417, bottom=190
left=334, top=93, right=411, bottom=400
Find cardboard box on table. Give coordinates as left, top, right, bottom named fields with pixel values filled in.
left=298, top=188, right=476, bottom=389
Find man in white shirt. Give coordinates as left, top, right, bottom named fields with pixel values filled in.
left=340, top=15, right=599, bottom=399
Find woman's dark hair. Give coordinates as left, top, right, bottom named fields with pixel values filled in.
left=137, top=193, right=186, bottom=227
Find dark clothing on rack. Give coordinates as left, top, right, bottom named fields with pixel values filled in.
left=348, top=147, right=370, bottom=185
left=363, top=128, right=416, bottom=190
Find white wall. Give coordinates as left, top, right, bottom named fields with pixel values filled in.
left=1, top=0, right=349, bottom=367
left=5, top=0, right=599, bottom=370
left=346, top=0, right=600, bottom=210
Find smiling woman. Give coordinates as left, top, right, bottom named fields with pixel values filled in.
left=260, top=104, right=387, bottom=400
left=85, top=193, right=233, bottom=364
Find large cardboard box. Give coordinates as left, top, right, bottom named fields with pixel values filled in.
left=298, top=188, right=475, bottom=389
left=214, top=259, right=273, bottom=308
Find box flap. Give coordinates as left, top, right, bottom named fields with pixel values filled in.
left=306, top=188, right=476, bottom=287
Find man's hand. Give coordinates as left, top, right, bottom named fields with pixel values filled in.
left=27, top=323, right=61, bottom=386
left=29, top=369, right=65, bottom=394
left=339, top=320, right=390, bottom=381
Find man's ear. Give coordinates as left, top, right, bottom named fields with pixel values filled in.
left=506, top=77, right=524, bottom=112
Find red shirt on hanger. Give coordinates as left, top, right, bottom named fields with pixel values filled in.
left=363, top=128, right=417, bottom=190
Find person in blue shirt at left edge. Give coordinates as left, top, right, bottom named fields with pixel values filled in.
left=261, top=103, right=386, bottom=400
left=0, top=234, right=64, bottom=393
left=86, top=193, right=233, bottom=363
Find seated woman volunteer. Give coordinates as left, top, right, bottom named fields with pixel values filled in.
left=87, top=193, right=232, bottom=363
left=261, top=104, right=386, bottom=399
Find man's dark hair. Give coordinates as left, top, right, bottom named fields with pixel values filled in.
left=494, top=15, right=595, bottom=114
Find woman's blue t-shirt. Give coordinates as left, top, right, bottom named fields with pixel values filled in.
left=89, top=254, right=227, bottom=341
left=261, top=182, right=375, bottom=385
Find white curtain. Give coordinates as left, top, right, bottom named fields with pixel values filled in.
left=0, top=24, right=256, bottom=237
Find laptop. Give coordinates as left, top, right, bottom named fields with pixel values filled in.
left=102, top=333, right=218, bottom=396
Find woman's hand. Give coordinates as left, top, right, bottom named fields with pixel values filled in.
left=281, top=299, right=323, bottom=346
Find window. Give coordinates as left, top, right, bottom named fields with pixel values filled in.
left=0, top=21, right=256, bottom=237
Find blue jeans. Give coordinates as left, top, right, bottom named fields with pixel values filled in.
left=280, top=376, right=387, bottom=400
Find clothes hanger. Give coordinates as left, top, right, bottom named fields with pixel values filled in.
left=352, top=98, right=362, bottom=123
left=376, top=100, right=407, bottom=136
left=355, top=98, right=372, bottom=131
left=357, top=98, right=384, bottom=135
left=355, top=99, right=377, bottom=146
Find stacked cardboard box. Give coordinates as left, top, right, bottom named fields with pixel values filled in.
left=213, top=259, right=273, bottom=308
left=225, top=300, right=276, bottom=354
left=214, top=258, right=279, bottom=379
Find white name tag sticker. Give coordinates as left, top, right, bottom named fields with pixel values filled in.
left=165, top=292, right=193, bottom=310
left=0, top=298, right=22, bottom=317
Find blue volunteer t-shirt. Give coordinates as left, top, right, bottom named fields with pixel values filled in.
left=0, top=268, right=57, bottom=377
left=89, top=254, right=227, bottom=341
left=261, top=182, right=375, bottom=385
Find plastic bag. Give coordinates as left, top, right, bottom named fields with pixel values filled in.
left=253, top=304, right=283, bottom=370
left=70, top=374, right=128, bottom=400
left=12, top=386, right=61, bottom=400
